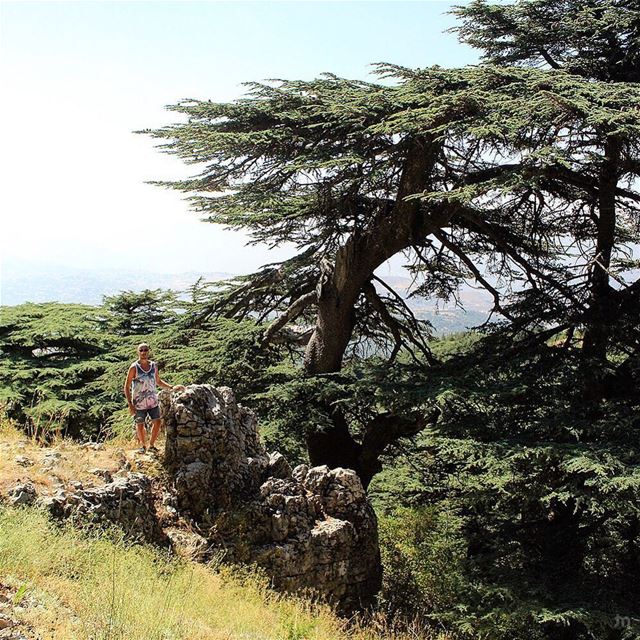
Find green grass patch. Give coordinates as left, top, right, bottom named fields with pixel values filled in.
left=0, top=507, right=453, bottom=640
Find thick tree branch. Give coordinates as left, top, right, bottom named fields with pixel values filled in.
left=462, top=162, right=640, bottom=205
left=266, top=325, right=314, bottom=346
left=358, top=407, right=441, bottom=488
left=305, top=136, right=447, bottom=374
left=538, top=47, right=562, bottom=70
left=261, top=290, right=317, bottom=347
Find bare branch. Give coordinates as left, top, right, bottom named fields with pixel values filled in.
left=362, top=282, right=404, bottom=363
left=457, top=207, right=586, bottom=311
left=370, top=275, right=438, bottom=365
left=432, top=228, right=517, bottom=323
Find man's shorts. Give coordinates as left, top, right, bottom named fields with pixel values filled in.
left=133, top=405, right=161, bottom=424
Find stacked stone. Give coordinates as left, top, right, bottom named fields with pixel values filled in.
left=40, top=473, right=162, bottom=543
left=251, top=465, right=382, bottom=611
left=162, top=385, right=269, bottom=515
left=304, top=465, right=382, bottom=609
left=253, top=477, right=319, bottom=543
left=162, top=384, right=382, bottom=610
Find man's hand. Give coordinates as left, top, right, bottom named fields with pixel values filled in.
left=172, top=385, right=186, bottom=393
left=128, top=403, right=136, bottom=416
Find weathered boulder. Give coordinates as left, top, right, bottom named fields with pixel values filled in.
left=267, top=452, right=292, bottom=480
left=41, top=450, right=62, bottom=470
left=40, top=473, right=162, bottom=543
left=6, top=482, right=37, bottom=507
left=164, top=527, right=211, bottom=562
left=162, top=384, right=382, bottom=610
left=89, top=468, right=113, bottom=483
left=248, top=466, right=381, bottom=609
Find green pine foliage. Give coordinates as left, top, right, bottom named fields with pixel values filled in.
left=101, top=289, right=182, bottom=336
left=0, top=302, right=118, bottom=439
left=2, top=300, right=639, bottom=637
left=153, top=318, right=278, bottom=398
left=369, top=331, right=640, bottom=639
left=0, top=292, right=282, bottom=440
left=452, top=0, right=640, bottom=82
left=2, top=1, right=640, bottom=637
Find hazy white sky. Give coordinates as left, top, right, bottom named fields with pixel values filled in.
left=0, top=1, right=477, bottom=276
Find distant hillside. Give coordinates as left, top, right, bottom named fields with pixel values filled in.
left=1, top=261, right=491, bottom=334
left=377, top=275, right=492, bottom=334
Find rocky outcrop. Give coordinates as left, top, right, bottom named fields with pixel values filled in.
left=2, top=384, right=382, bottom=613
left=6, top=482, right=37, bottom=507
left=161, top=385, right=382, bottom=611
left=40, top=473, right=162, bottom=544
left=162, top=385, right=268, bottom=514
left=249, top=465, right=381, bottom=607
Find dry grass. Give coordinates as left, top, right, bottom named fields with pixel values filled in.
left=0, top=417, right=456, bottom=639
left=0, top=508, right=454, bottom=640
left=0, top=417, right=165, bottom=495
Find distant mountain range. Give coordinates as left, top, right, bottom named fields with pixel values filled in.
left=1, top=261, right=491, bottom=335
left=0, top=261, right=233, bottom=307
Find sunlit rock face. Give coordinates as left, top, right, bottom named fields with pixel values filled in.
left=161, top=384, right=382, bottom=611
left=162, top=385, right=268, bottom=514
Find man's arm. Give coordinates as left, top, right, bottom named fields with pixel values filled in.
left=124, top=366, right=136, bottom=415
left=155, top=366, right=186, bottom=393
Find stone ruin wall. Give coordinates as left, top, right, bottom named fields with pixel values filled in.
left=161, top=385, right=382, bottom=610
left=4, top=385, right=382, bottom=612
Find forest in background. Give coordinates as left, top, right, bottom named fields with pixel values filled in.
left=2, top=0, right=640, bottom=638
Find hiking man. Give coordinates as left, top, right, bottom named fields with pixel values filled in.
left=124, top=343, right=185, bottom=453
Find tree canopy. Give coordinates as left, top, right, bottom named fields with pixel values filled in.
left=143, top=21, right=640, bottom=478
left=2, top=2, right=640, bottom=636
left=453, top=0, right=640, bottom=82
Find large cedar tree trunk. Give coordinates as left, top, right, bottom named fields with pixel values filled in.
left=582, top=137, right=621, bottom=400
left=301, top=139, right=447, bottom=486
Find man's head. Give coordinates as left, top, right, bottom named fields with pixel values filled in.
left=137, top=343, right=150, bottom=359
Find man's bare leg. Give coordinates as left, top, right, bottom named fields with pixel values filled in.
left=136, top=422, right=147, bottom=449
left=149, top=419, right=162, bottom=449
